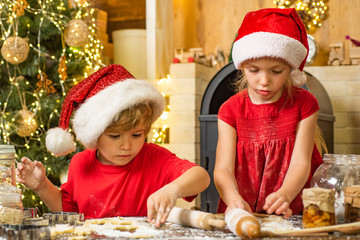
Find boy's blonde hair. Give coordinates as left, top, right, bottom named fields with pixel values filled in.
left=107, top=102, right=155, bottom=135
left=233, top=70, right=328, bottom=155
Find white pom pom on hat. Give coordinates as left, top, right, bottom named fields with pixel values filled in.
left=46, top=64, right=165, bottom=156
left=46, top=127, right=76, bottom=157
left=231, top=8, right=309, bottom=87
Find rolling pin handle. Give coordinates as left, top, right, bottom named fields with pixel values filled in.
left=208, top=218, right=227, bottom=229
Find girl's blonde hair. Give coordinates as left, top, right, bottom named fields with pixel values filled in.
left=233, top=70, right=328, bottom=155
left=106, top=102, right=155, bottom=134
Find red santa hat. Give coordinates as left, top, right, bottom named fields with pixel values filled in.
left=232, top=8, right=309, bottom=87
left=46, top=64, right=165, bottom=156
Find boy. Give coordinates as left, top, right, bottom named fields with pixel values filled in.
left=16, top=64, right=210, bottom=227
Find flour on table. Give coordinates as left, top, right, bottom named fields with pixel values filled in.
left=50, top=217, right=162, bottom=239
left=258, top=215, right=300, bottom=234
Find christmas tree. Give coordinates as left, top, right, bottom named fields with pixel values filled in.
left=0, top=0, right=103, bottom=214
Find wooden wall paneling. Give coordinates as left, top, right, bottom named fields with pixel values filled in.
left=146, top=0, right=173, bottom=81
left=172, top=0, right=360, bottom=66
left=94, top=0, right=146, bottom=42
left=312, top=0, right=360, bottom=66
left=173, top=0, right=274, bottom=59
left=94, top=0, right=360, bottom=66
left=172, top=0, right=199, bottom=50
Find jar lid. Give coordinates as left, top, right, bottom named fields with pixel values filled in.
left=344, top=185, right=360, bottom=194
left=302, top=188, right=335, bottom=213
left=323, top=154, right=360, bottom=164
left=0, top=192, right=22, bottom=203
left=0, top=182, right=21, bottom=194
left=0, top=145, right=15, bottom=153
left=344, top=185, right=360, bottom=199
left=349, top=155, right=360, bottom=163
left=0, top=145, right=15, bottom=159
left=302, top=188, right=335, bottom=201
left=344, top=185, right=360, bottom=208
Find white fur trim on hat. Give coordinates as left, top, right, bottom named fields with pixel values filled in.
left=46, top=127, right=76, bottom=156
left=72, top=79, right=165, bottom=149
left=232, top=31, right=308, bottom=70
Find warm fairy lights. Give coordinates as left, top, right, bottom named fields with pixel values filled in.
left=274, top=0, right=328, bottom=31
left=0, top=0, right=103, bottom=214
left=0, top=0, right=102, bottom=148
left=151, top=75, right=171, bottom=144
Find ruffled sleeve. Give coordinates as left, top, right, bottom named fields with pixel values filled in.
left=218, top=92, right=245, bottom=128
left=298, top=89, right=320, bottom=120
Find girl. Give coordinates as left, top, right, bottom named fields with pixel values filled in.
left=214, top=8, right=324, bottom=218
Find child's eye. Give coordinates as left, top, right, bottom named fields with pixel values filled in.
left=272, top=70, right=283, bottom=74
left=109, top=134, right=120, bottom=138
left=132, top=134, right=142, bottom=137
left=248, top=68, right=259, bottom=73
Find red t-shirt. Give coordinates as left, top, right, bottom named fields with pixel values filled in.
left=61, top=143, right=197, bottom=218
left=217, top=87, right=323, bottom=214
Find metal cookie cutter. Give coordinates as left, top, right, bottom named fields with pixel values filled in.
left=43, top=212, right=84, bottom=225
left=0, top=224, right=50, bottom=240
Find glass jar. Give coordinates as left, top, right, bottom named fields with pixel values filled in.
left=342, top=155, right=360, bottom=190
left=302, top=187, right=336, bottom=228
left=0, top=191, right=24, bottom=224
left=0, top=145, right=23, bottom=224
left=310, top=154, right=360, bottom=218
left=0, top=145, right=16, bottom=186
left=344, top=185, right=360, bottom=223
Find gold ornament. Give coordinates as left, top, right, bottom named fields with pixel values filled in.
left=64, top=19, right=89, bottom=47
left=13, top=0, right=29, bottom=17
left=36, top=71, right=57, bottom=94
left=16, top=109, right=38, bottom=137
left=1, top=36, right=30, bottom=64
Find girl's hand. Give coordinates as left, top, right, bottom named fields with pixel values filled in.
left=16, top=157, right=47, bottom=191
left=147, top=184, right=178, bottom=228
left=263, top=191, right=292, bottom=218
left=226, top=199, right=252, bottom=214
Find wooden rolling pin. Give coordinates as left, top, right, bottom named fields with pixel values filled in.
left=225, top=208, right=261, bottom=238
left=167, top=207, right=226, bottom=230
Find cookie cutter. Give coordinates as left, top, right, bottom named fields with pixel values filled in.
left=0, top=224, right=50, bottom=240
left=22, top=217, right=49, bottom=226
left=43, top=212, right=84, bottom=225
left=23, top=208, right=38, bottom=219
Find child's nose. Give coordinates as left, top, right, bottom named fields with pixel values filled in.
left=259, top=73, right=271, bottom=86
left=120, top=139, right=131, bottom=150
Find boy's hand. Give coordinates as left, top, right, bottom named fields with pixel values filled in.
left=225, top=199, right=252, bottom=214
left=147, top=184, right=178, bottom=228
left=16, top=157, right=47, bottom=191
left=263, top=191, right=292, bottom=218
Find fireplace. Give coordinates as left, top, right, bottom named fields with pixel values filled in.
left=199, top=62, right=335, bottom=213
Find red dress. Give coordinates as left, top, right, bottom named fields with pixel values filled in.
left=217, top=87, right=323, bottom=214
left=60, top=143, right=197, bottom=218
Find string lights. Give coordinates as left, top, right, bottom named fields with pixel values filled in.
left=0, top=0, right=103, bottom=214
left=151, top=75, right=171, bottom=144
left=273, top=0, right=328, bottom=32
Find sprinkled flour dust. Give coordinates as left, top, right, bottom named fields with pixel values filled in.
left=258, top=214, right=300, bottom=234
left=49, top=216, right=303, bottom=239
left=50, top=217, right=238, bottom=239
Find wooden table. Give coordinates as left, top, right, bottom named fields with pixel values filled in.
left=89, top=215, right=360, bottom=239
left=1, top=215, right=360, bottom=239
left=140, top=215, right=360, bottom=240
